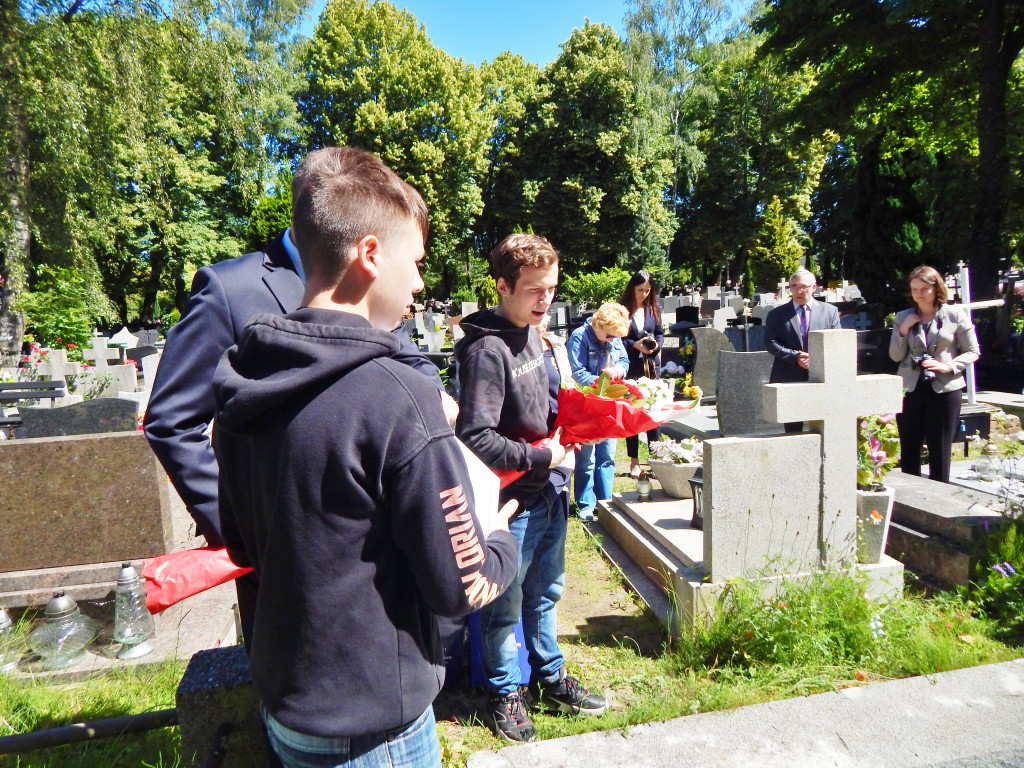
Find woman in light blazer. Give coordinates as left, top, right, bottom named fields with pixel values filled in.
left=889, top=265, right=980, bottom=483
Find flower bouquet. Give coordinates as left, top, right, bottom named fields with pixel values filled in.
left=553, top=371, right=698, bottom=446
left=857, top=413, right=900, bottom=490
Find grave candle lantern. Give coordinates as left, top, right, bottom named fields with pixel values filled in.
left=28, top=592, right=100, bottom=670
left=975, top=442, right=1001, bottom=482
left=113, top=562, right=156, bottom=659
left=635, top=471, right=653, bottom=502
left=0, top=608, right=21, bottom=673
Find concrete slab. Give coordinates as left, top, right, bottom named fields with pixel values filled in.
left=468, top=659, right=1024, bottom=768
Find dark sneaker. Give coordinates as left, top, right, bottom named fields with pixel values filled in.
left=528, top=671, right=607, bottom=716
left=487, top=691, right=537, bottom=743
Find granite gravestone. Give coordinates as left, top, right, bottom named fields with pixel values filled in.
left=17, top=398, right=139, bottom=438
left=704, top=434, right=822, bottom=580
left=690, top=326, right=735, bottom=396
left=712, top=306, right=737, bottom=331
left=699, top=299, right=720, bottom=320
left=724, top=324, right=766, bottom=352
left=0, top=432, right=173, bottom=572
left=763, top=329, right=904, bottom=566
left=716, top=351, right=778, bottom=437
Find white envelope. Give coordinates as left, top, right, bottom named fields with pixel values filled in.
left=457, top=440, right=502, bottom=536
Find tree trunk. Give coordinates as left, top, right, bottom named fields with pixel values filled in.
left=0, top=4, right=29, bottom=362
left=968, top=0, right=1024, bottom=300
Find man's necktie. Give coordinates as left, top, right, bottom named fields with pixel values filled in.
left=800, top=305, right=809, bottom=350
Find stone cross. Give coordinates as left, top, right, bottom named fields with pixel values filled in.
left=763, top=329, right=903, bottom=566
left=83, top=337, right=122, bottom=373
left=35, top=349, right=80, bottom=387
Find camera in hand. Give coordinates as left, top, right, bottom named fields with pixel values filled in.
left=640, top=333, right=658, bottom=352
left=911, top=353, right=935, bottom=381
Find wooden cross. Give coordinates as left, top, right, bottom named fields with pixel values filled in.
left=763, top=329, right=903, bottom=566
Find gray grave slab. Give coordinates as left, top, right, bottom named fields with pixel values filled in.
left=704, top=434, right=823, bottom=580
left=420, top=327, right=447, bottom=353
left=705, top=286, right=721, bottom=300
left=763, top=330, right=904, bottom=566
left=0, top=432, right=173, bottom=572
left=661, top=310, right=676, bottom=326
left=727, top=296, right=745, bottom=314
left=690, top=326, right=734, bottom=395
left=133, top=329, right=160, bottom=346
left=97, top=363, right=138, bottom=397
left=724, top=324, right=766, bottom=352
left=716, top=351, right=780, bottom=437
left=140, top=351, right=162, bottom=392
left=663, top=296, right=684, bottom=313
left=414, top=312, right=427, bottom=335
left=17, top=397, right=139, bottom=438
left=461, top=301, right=478, bottom=316
left=712, top=306, right=737, bottom=331
left=857, top=329, right=898, bottom=375
left=699, top=299, right=720, bottom=318
left=751, top=305, right=773, bottom=324
left=126, top=345, right=159, bottom=364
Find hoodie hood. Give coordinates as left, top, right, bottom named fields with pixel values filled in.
left=214, top=307, right=399, bottom=432
left=455, top=308, right=533, bottom=362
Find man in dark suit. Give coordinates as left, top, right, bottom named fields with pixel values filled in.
left=144, top=224, right=450, bottom=644
left=765, top=268, right=841, bottom=432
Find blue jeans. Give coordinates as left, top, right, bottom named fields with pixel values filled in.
left=480, top=484, right=567, bottom=695
left=262, top=704, right=441, bottom=768
left=574, top=439, right=617, bottom=513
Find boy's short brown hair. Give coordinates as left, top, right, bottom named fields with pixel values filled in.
left=489, top=234, right=559, bottom=290
left=292, top=147, right=428, bottom=283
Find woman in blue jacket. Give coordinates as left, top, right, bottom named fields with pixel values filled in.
left=567, top=303, right=630, bottom=520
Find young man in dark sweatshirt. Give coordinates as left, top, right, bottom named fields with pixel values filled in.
left=456, top=234, right=607, bottom=743
left=212, top=147, right=519, bottom=768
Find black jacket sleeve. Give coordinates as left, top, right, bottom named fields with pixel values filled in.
left=144, top=265, right=233, bottom=545
left=389, top=430, right=518, bottom=617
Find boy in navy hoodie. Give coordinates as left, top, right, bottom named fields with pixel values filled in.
left=212, top=147, right=519, bottom=768
left=456, top=234, right=607, bottom=743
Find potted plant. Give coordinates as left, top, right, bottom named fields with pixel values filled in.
left=856, top=413, right=900, bottom=563
left=647, top=437, right=702, bottom=499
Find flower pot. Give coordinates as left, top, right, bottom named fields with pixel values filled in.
left=856, top=486, right=895, bottom=564
left=647, top=460, right=699, bottom=499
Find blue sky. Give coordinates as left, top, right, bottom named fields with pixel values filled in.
left=300, top=0, right=630, bottom=65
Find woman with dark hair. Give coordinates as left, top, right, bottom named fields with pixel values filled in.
left=619, top=270, right=664, bottom=478
left=889, top=265, right=980, bottom=483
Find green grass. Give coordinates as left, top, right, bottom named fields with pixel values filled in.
left=0, top=661, right=184, bottom=768
left=2, top=460, right=1021, bottom=768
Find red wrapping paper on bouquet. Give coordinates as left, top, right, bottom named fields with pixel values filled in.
left=143, top=546, right=253, bottom=613
left=491, top=390, right=696, bottom=489
left=493, top=435, right=555, bottom=489
left=553, top=387, right=697, bottom=446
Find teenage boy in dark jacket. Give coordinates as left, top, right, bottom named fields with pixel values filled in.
left=455, top=234, right=607, bottom=743
left=212, top=147, right=519, bottom=768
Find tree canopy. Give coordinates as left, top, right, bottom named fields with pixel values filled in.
left=1, top=0, right=1021, bottom=358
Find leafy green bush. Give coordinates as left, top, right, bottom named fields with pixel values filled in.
left=247, top=174, right=292, bottom=252
left=962, top=516, right=1024, bottom=645
left=21, top=266, right=116, bottom=349
left=560, top=267, right=631, bottom=309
